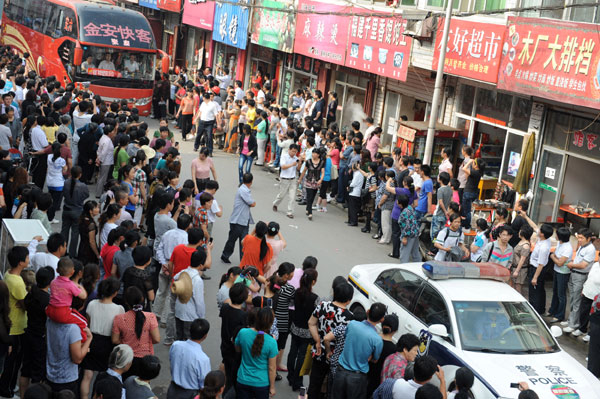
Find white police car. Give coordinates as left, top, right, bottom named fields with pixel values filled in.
left=348, top=261, right=600, bottom=399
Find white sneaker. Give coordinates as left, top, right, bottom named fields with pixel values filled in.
left=312, top=205, right=318, bottom=210
left=583, top=334, right=590, bottom=342
left=321, top=207, right=327, bottom=213
left=572, top=329, right=584, bottom=337
left=560, top=321, right=569, bottom=327
left=563, top=326, right=576, bottom=333
left=50, top=219, right=60, bottom=224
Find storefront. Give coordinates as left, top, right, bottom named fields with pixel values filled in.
left=214, top=43, right=240, bottom=82
left=248, top=45, right=278, bottom=89
left=181, top=0, right=215, bottom=71
left=279, top=54, right=319, bottom=108
left=211, top=0, right=250, bottom=83
left=332, top=66, right=373, bottom=131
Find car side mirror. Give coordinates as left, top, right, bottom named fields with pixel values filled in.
left=73, top=46, right=83, bottom=66
left=429, top=324, right=448, bottom=338
left=550, top=325, right=563, bottom=338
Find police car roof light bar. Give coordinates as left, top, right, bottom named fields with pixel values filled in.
left=422, top=261, right=510, bottom=282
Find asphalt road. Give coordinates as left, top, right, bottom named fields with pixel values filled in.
left=47, top=117, right=592, bottom=397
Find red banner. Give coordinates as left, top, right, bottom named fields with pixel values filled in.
left=293, top=0, right=350, bottom=65
left=157, top=0, right=181, bottom=13
left=182, top=0, right=215, bottom=30
left=345, top=13, right=411, bottom=81
left=432, top=18, right=504, bottom=84
left=87, top=69, right=123, bottom=78
left=498, top=16, right=600, bottom=110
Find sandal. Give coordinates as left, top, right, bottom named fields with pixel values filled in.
left=275, top=373, right=282, bottom=381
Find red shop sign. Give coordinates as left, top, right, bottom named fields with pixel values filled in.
left=432, top=18, right=504, bottom=84
left=293, top=0, right=350, bottom=65
left=182, top=0, right=215, bottom=31
left=498, top=16, right=600, bottom=110
left=157, top=0, right=181, bottom=13
left=345, top=12, right=411, bottom=81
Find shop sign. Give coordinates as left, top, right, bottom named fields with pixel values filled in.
left=346, top=13, right=411, bottom=81
left=182, top=0, right=215, bottom=31
left=432, top=18, right=504, bottom=84
left=397, top=125, right=416, bottom=142
left=157, top=0, right=181, bottom=13
left=498, top=16, right=600, bottom=110
left=293, top=0, right=350, bottom=65
left=539, top=182, right=557, bottom=193
left=212, top=0, right=250, bottom=50
left=138, top=0, right=158, bottom=9
left=281, top=69, right=293, bottom=107
left=250, top=0, right=296, bottom=53
left=294, top=54, right=313, bottom=74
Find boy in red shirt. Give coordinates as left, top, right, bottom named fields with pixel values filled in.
left=193, top=192, right=213, bottom=245
left=169, top=228, right=212, bottom=278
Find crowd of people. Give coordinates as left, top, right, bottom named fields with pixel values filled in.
left=0, top=44, right=597, bottom=399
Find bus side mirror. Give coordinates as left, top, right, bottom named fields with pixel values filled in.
left=73, top=47, right=83, bottom=66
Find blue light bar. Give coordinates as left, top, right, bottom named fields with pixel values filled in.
left=422, top=261, right=510, bottom=282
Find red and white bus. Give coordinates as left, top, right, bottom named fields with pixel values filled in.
left=1, top=0, right=161, bottom=115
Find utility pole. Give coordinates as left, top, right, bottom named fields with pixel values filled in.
left=423, top=0, right=453, bottom=165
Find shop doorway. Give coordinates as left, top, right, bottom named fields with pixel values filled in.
left=334, top=82, right=367, bottom=132
left=532, top=149, right=565, bottom=224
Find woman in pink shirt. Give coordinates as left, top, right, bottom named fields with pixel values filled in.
left=366, top=127, right=382, bottom=161
left=191, top=147, right=217, bottom=193
left=265, top=222, right=287, bottom=279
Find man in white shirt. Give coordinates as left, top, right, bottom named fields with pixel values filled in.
left=30, top=117, right=50, bottom=187
left=1, top=94, right=19, bottom=120
left=96, top=124, right=117, bottom=197
left=273, top=144, right=301, bottom=218
left=0, top=114, right=13, bottom=150
left=98, top=53, right=116, bottom=71
left=234, top=80, right=244, bottom=101
left=363, top=117, right=376, bottom=144
left=123, top=54, right=139, bottom=78
left=215, top=67, right=232, bottom=92
left=528, top=223, right=554, bottom=315
left=81, top=56, right=95, bottom=73
left=392, top=355, right=445, bottom=399
left=14, top=76, right=25, bottom=106
left=29, top=233, right=67, bottom=275
left=194, top=93, right=219, bottom=155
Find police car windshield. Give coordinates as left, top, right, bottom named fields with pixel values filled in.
left=454, top=301, right=559, bottom=354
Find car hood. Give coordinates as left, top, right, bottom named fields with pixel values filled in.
left=461, top=349, right=600, bottom=398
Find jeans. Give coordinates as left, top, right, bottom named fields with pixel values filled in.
left=269, top=134, right=277, bottom=163
left=528, top=266, right=547, bottom=315
left=196, top=120, right=215, bottom=155
left=236, top=383, right=269, bottom=399
left=273, top=178, right=297, bottom=216
left=336, top=166, right=349, bottom=203
left=431, top=214, right=447, bottom=241
left=286, top=334, right=310, bottom=390
left=238, top=154, right=253, bottom=184
left=308, top=358, right=330, bottom=399
left=391, top=219, right=400, bottom=257
left=331, top=367, right=368, bottom=399
left=61, top=209, right=81, bottom=258
left=47, top=187, right=63, bottom=222
left=549, top=271, right=570, bottom=320
left=567, top=272, right=588, bottom=329
left=306, top=188, right=318, bottom=215
left=380, top=209, right=392, bottom=243
left=274, top=147, right=282, bottom=168
left=579, top=295, right=594, bottom=333
left=399, top=235, right=421, bottom=263
left=256, top=138, right=267, bottom=165
left=461, top=191, right=478, bottom=229
left=221, top=223, right=249, bottom=262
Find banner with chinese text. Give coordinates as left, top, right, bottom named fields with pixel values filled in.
left=212, top=0, right=250, bottom=50
left=498, top=17, right=600, bottom=110
left=139, top=0, right=158, bottom=9
left=157, top=0, right=181, bottom=13
left=293, top=0, right=350, bottom=65
left=345, top=13, right=411, bottom=81
left=79, top=15, right=155, bottom=49
left=250, top=0, right=295, bottom=53
left=432, top=18, right=504, bottom=84
left=182, top=0, right=215, bottom=31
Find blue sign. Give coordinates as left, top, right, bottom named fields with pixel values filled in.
left=139, top=0, right=158, bottom=10
left=212, top=0, right=249, bottom=50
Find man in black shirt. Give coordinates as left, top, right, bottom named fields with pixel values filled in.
left=461, top=158, right=485, bottom=231
left=326, top=92, right=338, bottom=127
left=311, top=90, right=325, bottom=130
left=220, top=282, right=248, bottom=396
left=508, top=198, right=529, bottom=247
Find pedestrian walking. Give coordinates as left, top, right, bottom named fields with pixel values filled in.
left=273, top=144, right=300, bottom=218
left=237, top=125, right=257, bottom=185
left=221, top=173, right=256, bottom=264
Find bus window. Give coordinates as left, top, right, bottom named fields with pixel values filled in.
left=77, top=46, right=155, bottom=82
left=58, top=40, right=75, bottom=81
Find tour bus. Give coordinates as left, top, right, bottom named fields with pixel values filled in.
left=1, top=0, right=162, bottom=115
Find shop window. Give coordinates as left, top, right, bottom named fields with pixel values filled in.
left=474, top=122, right=506, bottom=177
left=458, top=85, right=475, bottom=115
left=501, top=133, right=524, bottom=183
left=561, top=156, right=600, bottom=231
left=473, top=0, right=505, bottom=11
left=382, top=92, right=400, bottom=150
left=510, top=97, right=532, bottom=132
left=569, top=0, right=600, bottom=23
left=427, top=0, right=460, bottom=9
left=567, top=115, right=600, bottom=160
left=520, top=0, right=564, bottom=20
left=475, top=88, right=512, bottom=126
left=543, top=110, right=570, bottom=149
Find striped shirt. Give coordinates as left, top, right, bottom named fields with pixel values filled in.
left=481, top=241, right=513, bottom=268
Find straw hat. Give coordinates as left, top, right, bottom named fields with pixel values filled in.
left=141, top=144, right=156, bottom=160
left=171, top=271, right=193, bottom=304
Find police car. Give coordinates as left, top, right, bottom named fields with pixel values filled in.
left=348, top=261, right=600, bottom=399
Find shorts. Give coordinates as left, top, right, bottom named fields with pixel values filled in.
left=277, top=331, right=289, bottom=351
left=319, top=181, right=331, bottom=199
left=20, top=332, right=46, bottom=382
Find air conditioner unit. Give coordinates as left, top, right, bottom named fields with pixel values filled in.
left=404, top=15, right=436, bottom=40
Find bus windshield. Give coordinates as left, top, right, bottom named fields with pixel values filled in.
left=76, top=46, right=155, bottom=82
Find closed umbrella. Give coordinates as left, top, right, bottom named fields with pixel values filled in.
left=514, top=132, right=535, bottom=194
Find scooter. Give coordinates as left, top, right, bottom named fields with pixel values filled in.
left=418, top=215, right=435, bottom=261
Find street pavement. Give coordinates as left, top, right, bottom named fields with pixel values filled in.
left=49, top=117, right=592, bottom=397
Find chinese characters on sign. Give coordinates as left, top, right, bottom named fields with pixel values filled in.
left=250, top=0, right=296, bottom=53
left=157, top=0, right=181, bottom=12
left=498, top=17, right=600, bottom=110
left=432, top=18, right=504, bottom=84
left=138, top=0, right=158, bottom=10
left=212, top=0, right=250, bottom=50
left=293, top=0, right=350, bottom=65
left=182, top=0, right=215, bottom=31
left=345, top=13, right=411, bottom=81
left=82, top=23, right=153, bottom=47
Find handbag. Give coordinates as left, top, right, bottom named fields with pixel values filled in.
left=331, top=164, right=339, bottom=180
left=299, top=344, right=313, bottom=376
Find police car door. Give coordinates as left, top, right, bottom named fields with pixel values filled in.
left=410, top=282, right=454, bottom=354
